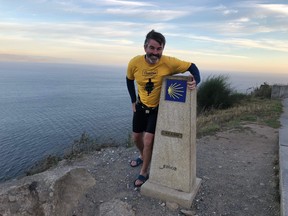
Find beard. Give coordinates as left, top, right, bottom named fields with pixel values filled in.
left=146, top=53, right=161, bottom=64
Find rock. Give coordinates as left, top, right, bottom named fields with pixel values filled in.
left=166, top=201, right=179, bottom=210
left=0, top=166, right=95, bottom=216
left=99, top=199, right=135, bottom=216
left=180, top=209, right=196, bottom=216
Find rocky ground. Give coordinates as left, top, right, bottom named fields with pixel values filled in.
left=58, top=123, right=280, bottom=216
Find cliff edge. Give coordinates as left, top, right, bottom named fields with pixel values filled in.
left=0, top=123, right=280, bottom=216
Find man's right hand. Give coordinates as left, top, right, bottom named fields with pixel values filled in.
left=132, top=103, right=136, bottom=112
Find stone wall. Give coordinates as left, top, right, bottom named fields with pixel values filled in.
left=271, top=85, right=288, bottom=99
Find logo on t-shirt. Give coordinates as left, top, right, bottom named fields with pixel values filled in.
left=145, top=78, right=154, bottom=95
left=142, top=69, right=158, bottom=76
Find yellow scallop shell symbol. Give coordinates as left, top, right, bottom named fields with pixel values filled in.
left=168, top=82, right=184, bottom=99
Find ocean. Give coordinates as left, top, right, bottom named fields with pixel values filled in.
left=0, top=62, right=287, bottom=182
left=0, top=62, right=132, bottom=182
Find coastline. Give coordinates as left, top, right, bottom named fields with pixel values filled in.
left=0, top=123, right=280, bottom=215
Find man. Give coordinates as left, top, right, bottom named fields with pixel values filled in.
left=126, top=30, right=200, bottom=187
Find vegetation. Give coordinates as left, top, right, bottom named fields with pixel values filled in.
left=26, top=132, right=118, bottom=176
left=26, top=155, right=61, bottom=176
left=63, top=132, right=118, bottom=160
left=197, top=75, right=246, bottom=113
left=26, top=74, right=283, bottom=176
left=250, top=82, right=272, bottom=98
left=196, top=75, right=282, bottom=137
left=197, top=97, right=282, bottom=137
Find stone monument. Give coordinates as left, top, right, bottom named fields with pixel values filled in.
left=141, top=75, right=201, bottom=208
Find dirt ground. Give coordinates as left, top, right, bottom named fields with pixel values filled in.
left=64, top=123, right=280, bottom=216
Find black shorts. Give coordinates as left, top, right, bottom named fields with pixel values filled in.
left=133, top=103, right=159, bottom=134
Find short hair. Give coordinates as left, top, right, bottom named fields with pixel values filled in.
left=144, top=30, right=166, bottom=47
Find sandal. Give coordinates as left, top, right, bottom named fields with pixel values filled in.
left=130, top=157, right=143, bottom=167
left=134, top=174, right=149, bottom=187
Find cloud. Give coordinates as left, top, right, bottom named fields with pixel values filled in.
left=229, top=38, right=288, bottom=52
left=105, top=8, right=189, bottom=21
left=168, top=49, right=248, bottom=59
left=92, top=0, right=155, bottom=7
left=215, top=4, right=238, bottom=15
left=59, top=3, right=102, bottom=14
left=0, top=20, right=136, bottom=43
left=258, top=4, right=288, bottom=16
left=56, top=0, right=190, bottom=21
left=168, top=32, right=288, bottom=53
left=31, top=0, right=49, bottom=3
left=1, top=0, right=287, bottom=71
left=2, top=17, right=287, bottom=58
left=0, top=53, right=71, bottom=63
left=237, top=17, right=250, bottom=22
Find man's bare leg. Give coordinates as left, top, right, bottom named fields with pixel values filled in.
left=134, top=132, right=154, bottom=186
left=130, top=132, right=144, bottom=167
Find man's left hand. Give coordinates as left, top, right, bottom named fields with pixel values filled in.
left=187, top=75, right=196, bottom=90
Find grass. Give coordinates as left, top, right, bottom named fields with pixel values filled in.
left=26, top=132, right=118, bottom=176
left=197, top=97, right=283, bottom=137
left=26, top=75, right=280, bottom=174
left=25, top=155, right=61, bottom=176
left=26, top=87, right=283, bottom=176
left=27, top=97, right=282, bottom=176
left=63, top=132, right=118, bottom=160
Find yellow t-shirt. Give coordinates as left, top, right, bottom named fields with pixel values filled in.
left=126, top=55, right=191, bottom=107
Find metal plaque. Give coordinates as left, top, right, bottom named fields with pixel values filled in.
left=161, top=130, right=183, bottom=138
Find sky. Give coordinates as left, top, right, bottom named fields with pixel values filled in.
left=0, top=0, right=287, bottom=74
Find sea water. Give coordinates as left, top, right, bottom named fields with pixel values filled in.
left=0, top=62, right=131, bottom=182
left=0, top=62, right=287, bottom=182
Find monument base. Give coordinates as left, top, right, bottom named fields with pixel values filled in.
left=141, top=178, right=201, bottom=208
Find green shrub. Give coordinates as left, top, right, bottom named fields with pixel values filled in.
left=26, top=132, right=119, bottom=175
left=251, top=82, right=272, bottom=98
left=65, top=132, right=118, bottom=159
left=197, top=75, right=245, bottom=113
left=26, top=155, right=61, bottom=176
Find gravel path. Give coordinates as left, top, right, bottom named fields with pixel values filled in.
left=64, top=123, right=280, bottom=216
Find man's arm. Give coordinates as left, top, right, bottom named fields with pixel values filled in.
left=188, top=63, right=201, bottom=85
left=126, top=77, right=137, bottom=103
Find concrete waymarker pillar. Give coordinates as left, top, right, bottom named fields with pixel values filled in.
left=141, top=75, right=201, bottom=208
